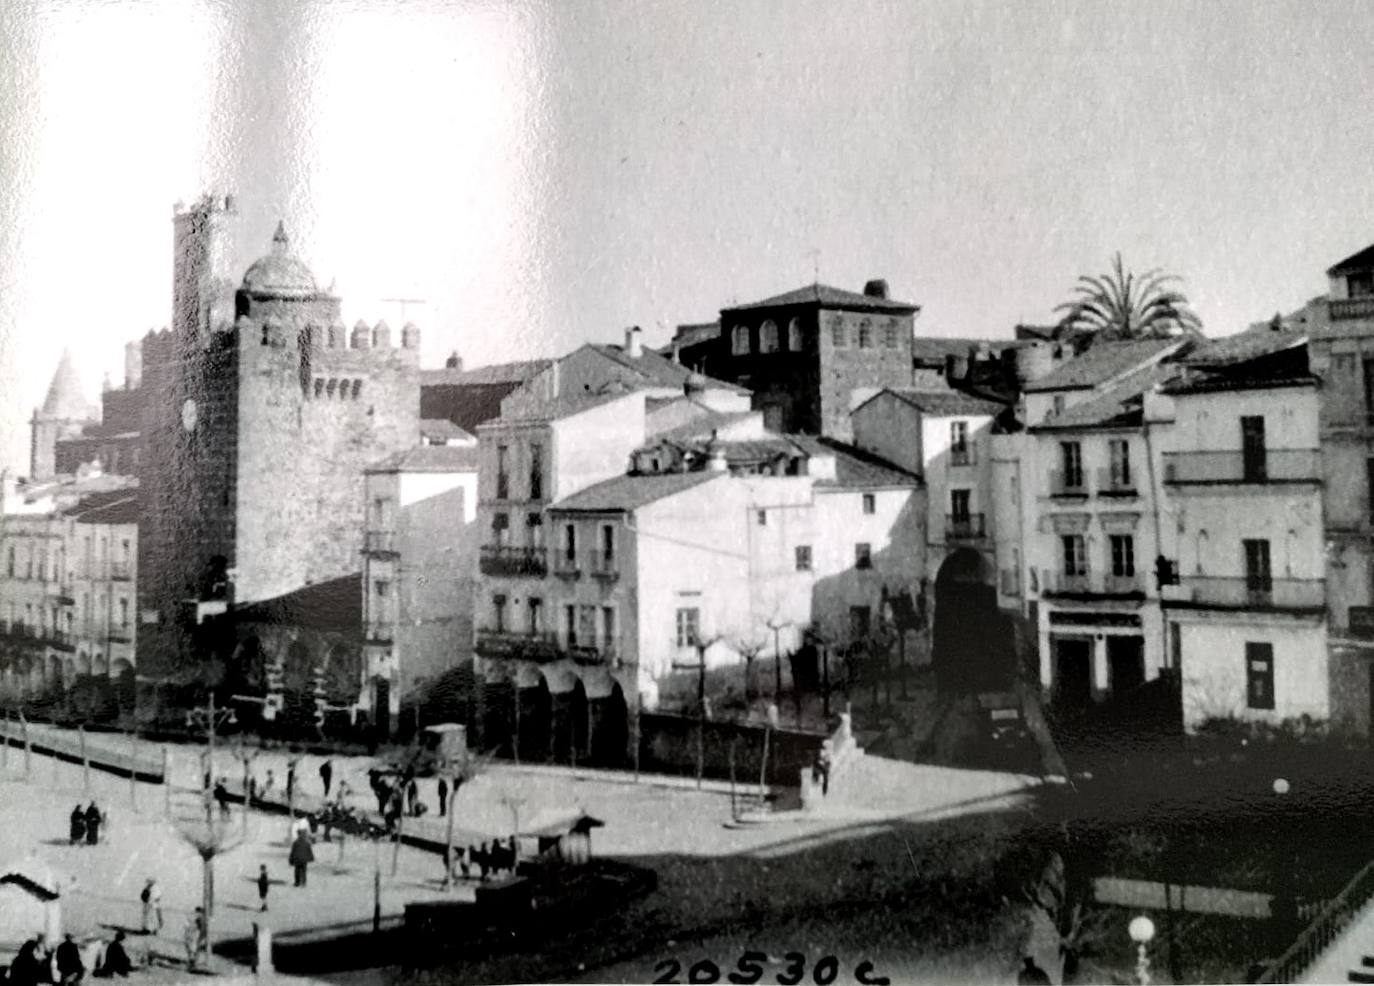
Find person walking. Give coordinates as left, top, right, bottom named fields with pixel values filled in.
left=69, top=804, right=85, bottom=846
left=286, top=762, right=296, bottom=804
left=289, top=830, right=315, bottom=888
left=84, top=802, right=102, bottom=846
left=257, top=864, right=271, bottom=912
left=183, top=909, right=206, bottom=971
left=262, top=769, right=276, bottom=803
left=214, top=779, right=231, bottom=820
left=9, top=936, right=45, bottom=986
left=55, top=933, right=83, bottom=985
left=319, top=759, right=333, bottom=798
left=101, top=932, right=132, bottom=978
left=437, top=777, right=448, bottom=818
left=476, top=842, right=490, bottom=882
left=248, top=775, right=258, bottom=807
left=406, top=777, right=419, bottom=816
left=140, top=878, right=162, bottom=934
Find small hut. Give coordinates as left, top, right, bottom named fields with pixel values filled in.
left=0, top=857, right=66, bottom=949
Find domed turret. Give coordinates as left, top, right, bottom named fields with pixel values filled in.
left=683, top=371, right=707, bottom=397
left=350, top=319, right=371, bottom=349
left=401, top=321, right=421, bottom=350
left=241, top=222, right=318, bottom=298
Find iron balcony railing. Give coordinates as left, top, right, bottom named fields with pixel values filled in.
left=479, top=544, right=547, bottom=577
left=1096, top=467, right=1137, bottom=496
left=1048, top=468, right=1088, bottom=497
left=566, top=636, right=619, bottom=665
left=588, top=552, right=620, bottom=580
left=109, top=562, right=132, bottom=581
left=1042, top=572, right=1143, bottom=597
left=363, top=530, right=398, bottom=555
left=552, top=550, right=581, bottom=578
left=1162, top=449, right=1322, bottom=485
left=945, top=513, right=987, bottom=541
left=1330, top=297, right=1374, bottom=322
left=1180, top=576, right=1325, bottom=612
left=474, top=629, right=561, bottom=663
left=948, top=446, right=976, bottom=467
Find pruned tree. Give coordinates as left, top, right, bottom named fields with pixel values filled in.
left=174, top=813, right=244, bottom=971
left=730, top=634, right=769, bottom=707
left=441, top=748, right=490, bottom=890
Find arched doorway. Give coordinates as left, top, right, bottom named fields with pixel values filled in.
left=568, top=680, right=589, bottom=764
left=593, top=683, right=629, bottom=766
left=932, top=548, right=1011, bottom=694
left=282, top=639, right=318, bottom=735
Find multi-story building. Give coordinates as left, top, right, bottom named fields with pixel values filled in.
left=359, top=439, right=480, bottom=737
left=671, top=280, right=920, bottom=439
left=0, top=469, right=139, bottom=712
left=471, top=382, right=923, bottom=763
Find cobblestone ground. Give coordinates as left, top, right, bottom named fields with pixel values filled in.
left=0, top=727, right=1045, bottom=985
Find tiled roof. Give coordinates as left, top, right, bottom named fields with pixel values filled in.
left=1181, top=327, right=1306, bottom=368
left=1163, top=342, right=1318, bottom=396
left=882, top=387, right=1007, bottom=417
left=722, top=283, right=918, bottom=315
left=231, top=574, right=361, bottom=633
left=490, top=389, right=640, bottom=425
left=1033, top=364, right=1180, bottom=431
left=367, top=445, right=480, bottom=474
left=1022, top=339, right=1186, bottom=393
left=549, top=471, right=723, bottom=512
left=1328, top=243, right=1374, bottom=276
left=588, top=344, right=748, bottom=393
left=419, top=418, right=474, bottom=442
left=420, top=360, right=552, bottom=387
left=791, top=436, right=922, bottom=489
left=65, top=489, right=141, bottom=524
left=647, top=410, right=758, bottom=446
left=910, top=337, right=1031, bottom=366
left=670, top=322, right=721, bottom=347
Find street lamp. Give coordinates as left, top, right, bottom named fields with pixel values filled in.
left=1128, top=914, right=1156, bottom=986
left=1272, top=777, right=1297, bottom=931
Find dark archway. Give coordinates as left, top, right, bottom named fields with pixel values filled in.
left=568, top=681, right=589, bottom=765
left=932, top=548, right=1013, bottom=694
left=592, top=683, right=629, bottom=766
left=281, top=639, right=318, bottom=736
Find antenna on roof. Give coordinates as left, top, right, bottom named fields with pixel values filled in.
left=382, top=297, right=428, bottom=323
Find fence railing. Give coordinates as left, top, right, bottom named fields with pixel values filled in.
left=1330, top=297, right=1374, bottom=322
left=1042, top=572, right=1142, bottom=597
left=474, top=629, right=561, bottom=662
left=1163, top=449, right=1322, bottom=485
left=478, top=545, right=547, bottom=577
left=1258, top=857, right=1374, bottom=983
left=1182, top=577, right=1325, bottom=611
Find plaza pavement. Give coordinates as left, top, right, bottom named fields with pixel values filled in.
left=0, top=724, right=1046, bottom=983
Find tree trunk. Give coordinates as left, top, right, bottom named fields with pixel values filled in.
left=442, top=778, right=456, bottom=890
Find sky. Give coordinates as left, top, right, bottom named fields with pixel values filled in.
left=3, top=0, right=1374, bottom=475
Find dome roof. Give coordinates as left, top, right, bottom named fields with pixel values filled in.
left=241, top=221, right=317, bottom=297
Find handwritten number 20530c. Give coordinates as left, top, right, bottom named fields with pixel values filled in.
left=653, top=952, right=889, bottom=985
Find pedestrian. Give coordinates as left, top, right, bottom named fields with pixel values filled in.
left=248, top=775, right=258, bottom=806
left=80, top=937, right=103, bottom=982
left=458, top=846, right=471, bottom=881
left=183, top=909, right=206, bottom=971
left=320, top=759, right=333, bottom=798
left=69, top=804, right=86, bottom=846
left=263, top=769, right=276, bottom=802
left=476, top=841, right=489, bottom=881
left=406, top=777, right=419, bottom=816
left=437, top=777, right=448, bottom=817
left=55, top=932, right=83, bottom=985
left=336, top=779, right=350, bottom=805
left=289, top=829, right=315, bottom=887
left=101, top=932, right=132, bottom=978
left=85, top=802, right=102, bottom=846
left=140, top=878, right=162, bottom=934
left=214, top=779, right=231, bottom=819
left=257, top=863, right=271, bottom=912
left=9, top=937, right=43, bottom=986
left=286, top=762, right=296, bottom=803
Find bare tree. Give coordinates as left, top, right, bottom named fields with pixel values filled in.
left=441, top=748, right=489, bottom=890
left=174, top=812, right=243, bottom=972
left=730, top=634, right=769, bottom=708
left=231, top=739, right=260, bottom=835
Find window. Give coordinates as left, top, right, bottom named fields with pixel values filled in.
left=493, top=594, right=507, bottom=632
left=857, top=320, right=873, bottom=349
left=492, top=512, right=509, bottom=544
left=37, top=552, right=45, bottom=581
left=370, top=496, right=392, bottom=528
left=855, top=543, right=873, bottom=569
left=25, top=546, right=32, bottom=579
left=1060, top=441, right=1083, bottom=490
left=1244, top=538, right=1272, bottom=592
left=1052, top=394, right=1066, bottom=415
left=787, top=317, right=803, bottom=352
left=950, top=421, right=970, bottom=464
left=757, top=509, right=768, bottom=527
left=830, top=318, right=847, bottom=348
left=759, top=320, right=779, bottom=353
left=950, top=489, right=971, bottom=521
left=849, top=605, right=872, bottom=641
left=1109, top=439, right=1132, bottom=488
left=732, top=325, right=750, bottom=355
left=1364, top=357, right=1374, bottom=416
left=1350, top=272, right=1374, bottom=298
left=795, top=545, right=812, bottom=571
left=1246, top=642, right=1275, bottom=710
left=1168, top=621, right=1181, bottom=670
left=883, top=319, right=899, bottom=349
left=496, top=445, right=510, bottom=499
left=600, top=524, right=615, bottom=561
left=527, top=512, right=544, bottom=546
left=529, top=443, right=544, bottom=500
left=118, top=598, right=128, bottom=629
left=527, top=597, right=543, bottom=633
left=675, top=607, right=700, bottom=647
left=1062, top=534, right=1087, bottom=576
left=862, top=493, right=876, bottom=515
left=563, top=524, right=577, bottom=562
left=1110, top=535, right=1135, bottom=577
left=564, top=604, right=577, bottom=644
left=1241, top=415, right=1267, bottom=481
left=1368, top=458, right=1374, bottom=523
left=602, top=607, right=616, bottom=648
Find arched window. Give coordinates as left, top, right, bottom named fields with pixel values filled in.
left=326, top=379, right=337, bottom=398
left=732, top=325, right=750, bottom=355
left=858, top=320, right=873, bottom=349
left=759, top=321, right=779, bottom=353
left=313, top=378, right=324, bottom=398
left=351, top=380, right=363, bottom=399
left=787, top=317, right=803, bottom=351
left=884, top=319, right=900, bottom=348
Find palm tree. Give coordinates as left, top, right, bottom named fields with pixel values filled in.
left=1054, top=253, right=1203, bottom=343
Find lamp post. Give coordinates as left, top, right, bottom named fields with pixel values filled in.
left=1128, top=914, right=1155, bottom=986
left=1272, top=777, right=1297, bottom=932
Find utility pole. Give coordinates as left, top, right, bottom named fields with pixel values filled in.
left=382, top=297, right=428, bottom=324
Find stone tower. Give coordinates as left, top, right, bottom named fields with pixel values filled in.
left=172, top=193, right=239, bottom=347
left=138, top=201, right=421, bottom=671
left=29, top=350, right=95, bottom=479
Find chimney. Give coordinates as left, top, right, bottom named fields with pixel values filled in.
left=625, top=326, right=644, bottom=358
left=863, top=279, right=889, bottom=300
left=445, top=351, right=464, bottom=370
left=671, top=338, right=681, bottom=364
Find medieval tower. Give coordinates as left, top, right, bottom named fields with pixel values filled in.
left=138, top=194, right=421, bottom=670
left=29, top=351, right=97, bottom=480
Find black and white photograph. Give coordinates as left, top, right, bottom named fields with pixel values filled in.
left=2, top=2, right=1374, bottom=983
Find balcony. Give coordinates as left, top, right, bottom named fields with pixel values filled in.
left=588, top=552, right=620, bottom=581
left=1170, top=576, right=1325, bottom=614
left=1331, top=297, right=1374, bottom=322
left=566, top=636, right=618, bottom=666
left=107, top=628, right=133, bottom=644
left=1096, top=467, right=1138, bottom=498
left=1048, top=469, right=1089, bottom=498
left=109, top=562, right=132, bottom=581
left=945, top=513, right=987, bottom=542
left=551, top=550, right=581, bottom=579
left=474, top=629, right=561, bottom=663
left=949, top=446, right=977, bottom=467
left=363, top=530, right=398, bottom=557
left=479, top=544, right=547, bottom=578
left=363, top=623, right=394, bottom=646
left=1162, top=450, right=1322, bottom=486
left=53, top=584, right=75, bottom=605
left=1041, top=571, right=1144, bottom=599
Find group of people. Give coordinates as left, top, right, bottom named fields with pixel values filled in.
left=368, top=769, right=428, bottom=831
left=449, top=836, right=519, bottom=883
left=7, top=931, right=133, bottom=984
left=67, top=803, right=103, bottom=847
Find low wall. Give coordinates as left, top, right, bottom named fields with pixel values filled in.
left=638, top=712, right=824, bottom=791
left=0, top=719, right=164, bottom=783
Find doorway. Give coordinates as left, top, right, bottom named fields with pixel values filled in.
left=1053, top=636, right=1093, bottom=710
left=372, top=675, right=391, bottom=741
left=1107, top=636, right=1145, bottom=696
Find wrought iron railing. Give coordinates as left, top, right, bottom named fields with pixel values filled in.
left=1041, top=572, right=1143, bottom=597
left=1182, top=576, right=1325, bottom=611
left=1048, top=468, right=1088, bottom=497
left=945, top=513, right=986, bottom=540
left=1257, top=858, right=1374, bottom=983
left=1163, top=449, right=1322, bottom=485
left=1330, top=297, right=1374, bottom=322
left=479, top=545, right=547, bottom=577
left=1096, top=467, right=1137, bottom=496
left=363, top=530, right=397, bottom=555
left=474, top=629, right=561, bottom=662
